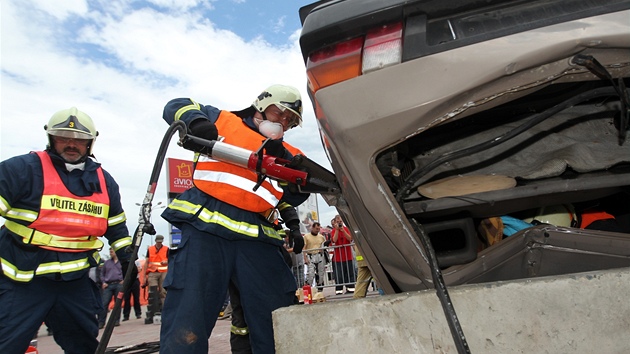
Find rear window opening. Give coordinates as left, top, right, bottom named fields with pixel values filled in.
left=376, top=79, right=630, bottom=269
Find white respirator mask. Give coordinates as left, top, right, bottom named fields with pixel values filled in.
left=257, top=119, right=284, bottom=140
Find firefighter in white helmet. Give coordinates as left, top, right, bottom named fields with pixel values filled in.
left=159, top=85, right=307, bottom=353
left=0, top=107, right=132, bottom=353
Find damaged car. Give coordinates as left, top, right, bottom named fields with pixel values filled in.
left=298, top=0, right=630, bottom=297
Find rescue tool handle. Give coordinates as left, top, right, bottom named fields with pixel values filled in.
left=182, top=134, right=309, bottom=186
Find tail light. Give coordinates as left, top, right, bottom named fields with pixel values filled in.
left=306, top=22, right=403, bottom=93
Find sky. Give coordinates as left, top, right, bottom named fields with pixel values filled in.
left=0, top=0, right=339, bottom=259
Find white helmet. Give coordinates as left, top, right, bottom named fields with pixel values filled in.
left=253, top=84, right=303, bottom=128
left=45, top=107, right=98, bottom=155
left=523, top=204, right=577, bottom=227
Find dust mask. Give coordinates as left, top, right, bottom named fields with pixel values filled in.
left=258, top=120, right=284, bottom=140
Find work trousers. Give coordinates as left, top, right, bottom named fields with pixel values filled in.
left=229, top=282, right=252, bottom=354
left=333, top=260, right=356, bottom=292
left=123, top=277, right=142, bottom=318
left=147, top=271, right=167, bottom=306
left=0, top=273, right=102, bottom=354
left=353, top=265, right=372, bottom=298
left=306, top=253, right=325, bottom=288
left=100, top=281, right=123, bottom=325
left=159, top=224, right=296, bottom=354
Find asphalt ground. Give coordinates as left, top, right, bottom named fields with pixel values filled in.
left=34, top=305, right=230, bottom=354
left=34, top=287, right=362, bottom=353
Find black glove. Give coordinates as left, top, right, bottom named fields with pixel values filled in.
left=279, top=205, right=303, bottom=253
left=263, top=139, right=287, bottom=158
left=291, top=229, right=304, bottom=254
left=182, top=118, right=218, bottom=154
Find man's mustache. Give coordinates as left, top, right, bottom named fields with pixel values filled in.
left=63, top=147, right=80, bottom=153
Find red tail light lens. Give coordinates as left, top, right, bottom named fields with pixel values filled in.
left=306, top=22, right=403, bottom=94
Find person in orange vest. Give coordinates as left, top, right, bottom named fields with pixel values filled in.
left=143, top=235, right=169, bottom=314
left=0, top=107, right=132, bottom=354
left=159, top=84, right=307, bottom=353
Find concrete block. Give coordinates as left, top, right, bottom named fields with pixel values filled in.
left=274, top=267, right=630, bottom=353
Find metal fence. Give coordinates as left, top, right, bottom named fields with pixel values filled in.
left=289, top=243, right=373, bottom=295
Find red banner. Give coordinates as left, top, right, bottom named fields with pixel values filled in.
left=167, top=158, right=194, bottom=194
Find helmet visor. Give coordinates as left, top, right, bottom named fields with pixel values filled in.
left=48, top=129, right=95, bottom=140
left=274, top=103, right=302, bottom=128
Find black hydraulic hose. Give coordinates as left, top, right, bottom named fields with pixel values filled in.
left=571, top=54, right=629, bottom=145
left=96, top=121, right=188, bottom=354
left=396, top=86, right=618, bottom=205
left=410, top=219, right=471, bottom=354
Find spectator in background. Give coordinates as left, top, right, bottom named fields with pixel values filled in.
left=304, top=222, right=327, bottom=291
left=143, top=235, right=169, bottom=310
left=99, top=248, right=124, bottom=328
left=331, top=215, right=355, bottom=295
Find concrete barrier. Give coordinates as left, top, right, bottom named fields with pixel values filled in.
left=274, top=267, right=630, bottom=353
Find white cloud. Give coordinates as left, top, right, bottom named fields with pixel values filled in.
left=1, top=0, right=337, bottom=256
left=145, top=0, right=213, bottom=12
left=28, top=0, right=89, bottom=19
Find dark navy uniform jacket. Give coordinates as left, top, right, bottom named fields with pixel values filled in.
left=0, top=150, right=130, bottom=282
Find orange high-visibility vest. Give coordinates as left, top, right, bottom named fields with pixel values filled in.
left=147, top=245, right=168, bottom=273
left=23, top=151, right=109, bottom=252
left=193, top=111, right=292, bottom=213
left=580, top=210, right=616, bottom=229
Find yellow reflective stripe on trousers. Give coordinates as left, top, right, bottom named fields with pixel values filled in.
left=0, top=258, right=34, bottom=282
left=4, top=220, right=104, bottom=250
left=0, top=256, right=90, bottom=282
left=261, top=225, right=283, bottom=241
left=231, top=325, right=249, bottom=335
left=3, top=207, right=38, bottom=222
left=37, top=258, right=90, bottom=275
left=108, top=212, right=127, bottom=227
left=110, top=236, right=132, bottom=252
left=197, top=208, right=259, bottom=237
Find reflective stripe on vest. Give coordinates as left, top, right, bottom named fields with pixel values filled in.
left=1, top=256, right=91, bottom=282
left=191, top=111, right=284, bottom=213
left=147, top=245, right=169, bottom=273
left=30, top=151, right=109, bottom=238
left=4, top=220, right=104, bottom=251
left=148, top=262, right=168, bottom=272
